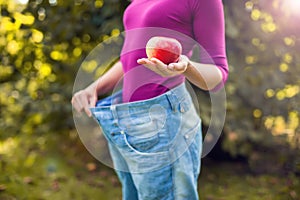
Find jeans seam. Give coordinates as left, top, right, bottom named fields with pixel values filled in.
left=123, top=133, right=169, bottom=156
left=171, top=162, right=176, bottom=200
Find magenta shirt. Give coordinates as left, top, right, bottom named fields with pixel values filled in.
left=120, top=0, right=228, bottom=102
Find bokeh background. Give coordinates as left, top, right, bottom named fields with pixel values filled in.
left=0, top=0, right=299, bottom=199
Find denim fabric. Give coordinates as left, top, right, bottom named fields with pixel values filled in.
left=90, top=82, right=202, bottom=200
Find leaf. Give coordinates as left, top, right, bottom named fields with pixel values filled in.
left=0, top=184, right=7, bottom=191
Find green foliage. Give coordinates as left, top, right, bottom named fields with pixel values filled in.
left=220, top=0, right=300, bottom=173
left=0, top=0, right=128, bottom=137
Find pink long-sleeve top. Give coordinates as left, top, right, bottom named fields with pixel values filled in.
left=120, top=0, right=228, bottom=102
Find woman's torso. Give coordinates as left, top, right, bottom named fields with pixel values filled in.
left=120, top=0, right=227, bottom=102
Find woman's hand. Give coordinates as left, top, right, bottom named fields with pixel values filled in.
left=71, top=61, right=124, bottom=117
left=138, top=55, right=223, bottom=90
left=71, top=81, right=98, bottom=117
left=137, top=55, right=190, bottom=77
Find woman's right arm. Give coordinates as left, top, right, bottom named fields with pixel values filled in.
left=71, top=61, right=123, bottom=117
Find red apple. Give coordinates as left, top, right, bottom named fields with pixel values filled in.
left=146, top=36, right=182, bottom=64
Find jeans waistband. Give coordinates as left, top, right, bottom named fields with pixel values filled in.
left=90, top=82, right=189, bottom=120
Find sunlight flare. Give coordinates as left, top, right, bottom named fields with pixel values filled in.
left=284, top=0, right=300, bottom=14
left=15, top=0, right=29, bottom=4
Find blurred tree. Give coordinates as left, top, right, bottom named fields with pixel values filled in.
left=220, top=0, right=300, bottom=174
left=0, top=0, right=129, bottom=138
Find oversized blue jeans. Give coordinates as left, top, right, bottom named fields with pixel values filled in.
left=90, top=82, right=202, bottom=200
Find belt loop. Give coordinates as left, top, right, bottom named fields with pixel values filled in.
left=110, top=105, right=119, bottom=125
left=166, top=92, right=178, bottom=112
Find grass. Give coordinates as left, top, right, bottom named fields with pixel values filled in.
left=199, top=159, right=299, bottom=200
left=0, top=133, right=299, bottom=200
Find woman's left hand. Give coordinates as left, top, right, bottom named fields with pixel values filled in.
left=137, top=55, right=190, bottom=77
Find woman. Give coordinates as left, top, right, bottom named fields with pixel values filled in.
left=72, top=0, right=228, bottom=199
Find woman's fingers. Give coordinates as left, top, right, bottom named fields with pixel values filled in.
left=137, top=58, right=162, bottom=75
left=79, top=93, right=95, bottom=117
left=89, top=94, right=97, bottom=108
left=138, top=57, right=171, bottom=76
left=149, top=58, right=171, bottom=76
left=137, top=55, right=189, bottom=77
left=71, top=91, right=94, bottom=117
left=71, top=92, right=84, bottom=113
left=167, top=55, right=188, bottom=72
left=167, top=62, right=186, bottom=72
left=137, top=58, right=148, bottom=65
